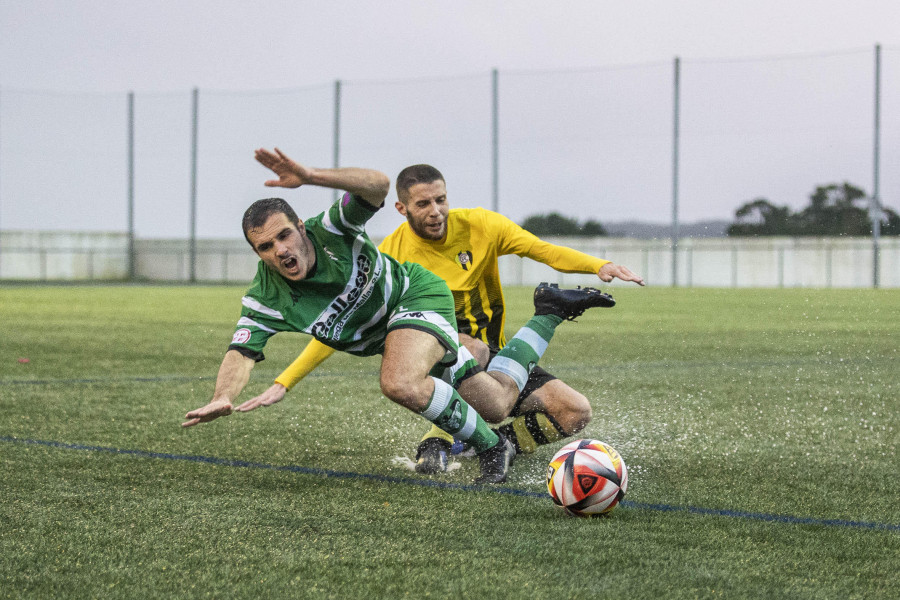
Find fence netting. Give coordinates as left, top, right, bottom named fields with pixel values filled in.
left=1, top=47, right=897, bottom=279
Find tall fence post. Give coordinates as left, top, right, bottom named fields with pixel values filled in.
left=189, top=87, right=199, bottom=283
left=127, top=91, right=135, bottom=280
left=333, top=79, right=342, bottom=204
left=0, top=87, right=3, bottom=277
left=872, top=44, right=882, bottom=289
left=671, top=56, right=681, bottom=287
left=491, top=68, right=499, bottom=214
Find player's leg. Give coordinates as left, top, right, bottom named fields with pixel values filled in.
left=436, top=357, right=592, bottom=456
left=387, top=265, right=515, bottom=483
left=417, top=283, right=615, bottom=468
left=498, top=373, right=592, bottom=454
left=491, top=282, right=609, bottom=452
left=459, top=332, right=491, bottom=366
left=451, top=317, right=571, bottom=424
left=477, top=282, right=615, bottom=412
left=413, top=334, right=491, bottom=472
left=424, top=282, right=613, bottom=421
left=382, top=328, right=515, bottom=484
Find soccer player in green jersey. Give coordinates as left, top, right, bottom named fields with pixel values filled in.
left=183, top=147, right=614, bottom=484
left=252, top=164, right=644, bottom=474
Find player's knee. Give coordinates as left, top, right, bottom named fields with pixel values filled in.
left=549, top=389, right=591, bottom=435
left=460, top=335, right=490, bottom=368
left=567, top=392, right=592, bottom=433
left=380, top=373, right=429, bottom=412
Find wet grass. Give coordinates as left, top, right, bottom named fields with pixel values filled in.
left=1, top=285, right=898, bottom=599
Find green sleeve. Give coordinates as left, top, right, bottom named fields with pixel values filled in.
left=325, top=192, right=382, bottom=234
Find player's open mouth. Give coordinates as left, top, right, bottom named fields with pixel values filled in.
left=281, top=257, right=299, bottom=272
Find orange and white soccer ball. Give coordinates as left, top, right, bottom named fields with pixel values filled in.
left=546, top=439, right=628, bottom=517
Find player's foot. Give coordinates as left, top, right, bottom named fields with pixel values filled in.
left=414, top=437, right=451, bottom=474
left=533, top=282, right=615, bottom=321
left=473, top=433, right=516, bottom=484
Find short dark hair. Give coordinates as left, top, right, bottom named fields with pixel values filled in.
left=241, top=198, right=300, bottom=246
left=396, top=164, right=445, bottom=202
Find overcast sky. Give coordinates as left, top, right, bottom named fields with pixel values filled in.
left=3, top=1, right=899, bottom=92
left=2, top=1, right=899, bottom=238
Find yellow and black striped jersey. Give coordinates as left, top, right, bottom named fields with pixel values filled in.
left=379, top=208, right=609, bottom=349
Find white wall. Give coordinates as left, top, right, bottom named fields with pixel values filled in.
left=0, top=231, right=129, bottom=280
left=1, top=232, right=898, bottom=288
left=499, top=236, right=899, bottom=288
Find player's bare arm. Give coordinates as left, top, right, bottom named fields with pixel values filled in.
left=255, top=147, right=390, bottom=208
left=598, top=262, right=645, bottom=286
left=182, top=350, right=256, bottom=427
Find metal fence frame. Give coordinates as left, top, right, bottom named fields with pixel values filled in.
left=0, top=45, right=895, bottom=287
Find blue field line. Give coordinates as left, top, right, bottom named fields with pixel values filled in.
left=624, top=501, right=900, bottom=531
left=3, top=434, right=898, bottom=533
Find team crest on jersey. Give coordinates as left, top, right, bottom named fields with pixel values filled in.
left=322, top=246, right=340, bottom=262
left=232, top=328, right=251, bottom=344
left=456, top=250, right=473, bottom=271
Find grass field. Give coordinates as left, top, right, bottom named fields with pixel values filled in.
left=1, top=284, right=898, bottom=599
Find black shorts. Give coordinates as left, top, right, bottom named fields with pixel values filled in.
left=488, top=347, right=557, bottom=417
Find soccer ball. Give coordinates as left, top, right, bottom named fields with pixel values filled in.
left=546, top=439, right=628, bottom=517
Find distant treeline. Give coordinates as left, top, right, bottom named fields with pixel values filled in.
left=520, top=182, right=899, bottom=238
left=726, top=182, right=900, bottom=236
left=520, top=213, right=606, bottom=237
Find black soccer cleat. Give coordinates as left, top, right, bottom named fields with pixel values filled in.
left=414, top=437, right=451, bottom=474
left=473, top=433, right=516, bottom=484
left=533, top=282, right=615, bottom=321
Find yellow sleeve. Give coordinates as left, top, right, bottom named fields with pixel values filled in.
left=274, top=338, right=337, bottom=391
left=488, top=210, right=611, bottom=274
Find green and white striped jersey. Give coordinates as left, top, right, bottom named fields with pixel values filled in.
left=229, top=193, right=412, bottom=360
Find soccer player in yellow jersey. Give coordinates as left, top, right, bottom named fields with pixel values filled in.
left=245, top=164, right=644, bottom=473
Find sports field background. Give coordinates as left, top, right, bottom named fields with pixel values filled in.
left=1, top=285, right=898, bottom=599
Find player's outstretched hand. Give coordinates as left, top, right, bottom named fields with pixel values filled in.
left=254, top=147, right=311, bottom=189
left=235, top=383, right=287, bottom=413
left=599, top=262, right=645, bottom=286
left=182, top=399, right=234, bottom=427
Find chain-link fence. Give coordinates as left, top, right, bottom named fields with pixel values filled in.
left=1, top=46, right=898, bottom=285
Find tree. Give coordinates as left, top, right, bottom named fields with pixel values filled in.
left=794, top=182, right=870, bottom=236
left=727, top=198, right=793, bottom=236
left=581, top=219, right=608, bottom=236
left=521, top=212, right=607, bottom=237
left=727, top=182, right=899, bottom=237
left=880, top=207, right=900, bottom=236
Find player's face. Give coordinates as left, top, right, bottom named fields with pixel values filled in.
left=248, top=212, right=315, bottom=281
left=396, top=180, right=449, bottom=241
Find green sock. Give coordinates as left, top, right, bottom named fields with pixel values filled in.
left=486, top=314, right=562, bottom=391
left=421, top=377, right=498, bottom=453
